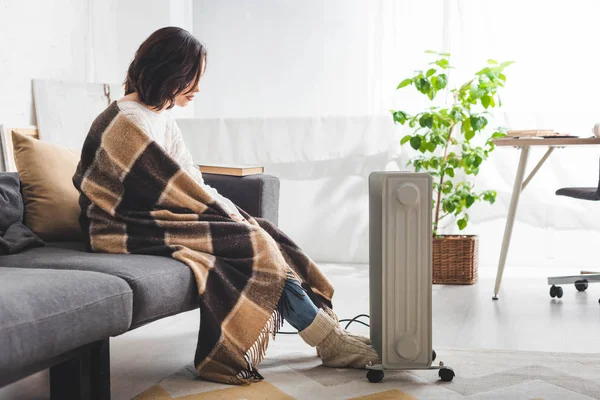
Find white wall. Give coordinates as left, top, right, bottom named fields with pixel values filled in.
left=193, top=0, right=371, bottom=118
left=92, top=0, right=194, bottom=118
left=0, top=0, right=89, bottom=126
left=0, top=0, right=194, bottom=126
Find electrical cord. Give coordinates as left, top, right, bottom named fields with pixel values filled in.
left=341, top=314, right=370, bottom=330
left=276, top=313, right=370, bottom=335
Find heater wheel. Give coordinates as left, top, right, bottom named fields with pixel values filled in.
left=367, top=369, right=384, bottom=383
left=432, top=350, right=437, bottom=362
left=550, top=285, right=563, bottom=299
left=439, top=367, right=455, bottom=382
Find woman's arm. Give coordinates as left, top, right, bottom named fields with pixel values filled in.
left=168, top=119, right=244, bottom=219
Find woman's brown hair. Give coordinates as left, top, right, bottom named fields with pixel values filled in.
left=124, top=27, right=207, bottom=110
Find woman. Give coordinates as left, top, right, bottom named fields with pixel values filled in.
left=74, top=27, right=378, bottom=385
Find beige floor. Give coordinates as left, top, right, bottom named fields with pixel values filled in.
left=2, top=264, right=600, bottom=400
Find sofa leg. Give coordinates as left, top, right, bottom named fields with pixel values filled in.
left=50, top=339, right=111, bottom=400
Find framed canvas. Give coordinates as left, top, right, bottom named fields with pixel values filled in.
left=33, top=79, right=123, bottom=150
left=0, top=125, right=38, bottom=172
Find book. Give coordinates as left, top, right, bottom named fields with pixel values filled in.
left=199, top=164, right=264, bottom=177
left=506, top=129, right=556, bottom=137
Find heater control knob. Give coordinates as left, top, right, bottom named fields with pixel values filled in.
left=396, top=184, right=420, bottom=206
left=395, top=336, right=419, bottom=360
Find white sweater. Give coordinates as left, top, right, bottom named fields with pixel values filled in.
left=117, top=101, right=242, bottom=217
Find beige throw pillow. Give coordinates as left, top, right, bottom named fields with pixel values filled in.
left=12, top=131, right=82, bottom=241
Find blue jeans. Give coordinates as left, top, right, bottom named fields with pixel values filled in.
left=279, top=273, right=319, bottom=331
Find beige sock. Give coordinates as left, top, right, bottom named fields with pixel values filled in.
left=299, top=310, right=380, bottom=369
left=298, top=309, right=336, bottom=347
left=345, top=330, right=372, bottom=345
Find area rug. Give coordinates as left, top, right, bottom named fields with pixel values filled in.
left=134, top=333, right=600, bottom=400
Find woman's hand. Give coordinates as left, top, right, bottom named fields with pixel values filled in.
left=230, top=213, right=250, bottom=225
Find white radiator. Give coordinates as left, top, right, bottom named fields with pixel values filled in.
left=367, top=172, right=454, bottom=383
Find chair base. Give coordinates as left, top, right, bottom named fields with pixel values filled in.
left=547, top=273, right=600, bottom=286
left=547, top=273, right=600, bottom=304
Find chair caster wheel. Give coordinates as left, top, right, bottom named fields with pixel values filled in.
left=367, top=369, right=384, bottom=383
left=550, top=285, right=563, bottom=298
left=575, top=280, right=588, bottom=292
left=439, top=367, right=455, bottom=382
left=432, top=350, right=436, bottom=362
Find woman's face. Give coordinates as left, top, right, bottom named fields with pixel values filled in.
left=174, top=57, right=205, bottom=108
left=174, top=80, right=200, bottom=108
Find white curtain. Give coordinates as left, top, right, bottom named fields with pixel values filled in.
left=366, top=0, right=600, bottom=268
left=184, top=0, right=600, bottom=267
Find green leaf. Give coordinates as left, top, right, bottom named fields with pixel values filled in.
left=445, top=167, right=455, bottom=178
left=469, top=84, right=485, bottom=100
left=419, top=114, right=434, bottom=128
left=476, top=67, right=490, bottom=76
left=442, top=180, right=453, bottom=194
left=400, top=135, right=412, bottom=145
left=434, top=74, right=447, bottom=90
left=487, top=59, right=498, bottom=65
left=439, top=52, right=451, bottom=57
left=425, top=50, right=437, bottom=54
left=457, top=216, right=468, bottom=230
left=462, top=118, right=475, bottom=140
left=470, top=115, right=488, bottom=131
left=466, top=195, right=475, bottom=208
left=426, top=141, right=437, bottom=152
left=481, top=95, right=491, bottom=109
left=397, top=78, right=412, bottom=89
left=500, top=61, right=514, bottom=68
left=409, top=119, right=416, bottom=128
left=445, top=202, right=456, bottom=213
left=450, top=107, right=462, bottom=122
left=483, top=190, right=497, bottom=204
left=499, top=73, right=506, bottom=81
left=410, top=136, right=422, bottom=150
left=435, top=59, right=449, bottom=68
left=426, top=68, right=436, bottom=77
left=393, top=110, right=408, bottom=124
left=415, top=78, right=431, bottom=94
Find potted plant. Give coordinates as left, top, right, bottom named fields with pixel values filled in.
left=392, top=51, right=512, bottom=284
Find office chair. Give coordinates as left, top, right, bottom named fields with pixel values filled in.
left=547, top=159, right=600, bottom=303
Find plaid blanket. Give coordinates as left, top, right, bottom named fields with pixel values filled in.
left=73, top=102, right=334, bottom=384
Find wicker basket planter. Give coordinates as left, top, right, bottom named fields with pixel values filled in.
left=433, top=235, right=478, bottom=285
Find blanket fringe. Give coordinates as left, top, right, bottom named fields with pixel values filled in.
left=236, top=298, right=286, bottom=382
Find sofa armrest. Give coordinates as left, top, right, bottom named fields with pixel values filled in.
left=202, top=173, right=280, bottom=226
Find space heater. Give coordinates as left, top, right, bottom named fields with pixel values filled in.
left=367, top=172, right=454, bottom=383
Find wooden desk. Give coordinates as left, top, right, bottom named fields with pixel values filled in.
left=492, top=136, right=600, bottom=300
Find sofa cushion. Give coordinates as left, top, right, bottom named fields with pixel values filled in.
left=0, top=172, right=44, bottom=255
left=12, top=130, right=82, bottom=241
left=0, top=246, right=198, bottom=327
left=0, top=268, right=132, bottom=378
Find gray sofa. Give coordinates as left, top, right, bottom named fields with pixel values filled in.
left=0, top=172, right=280, bottom=400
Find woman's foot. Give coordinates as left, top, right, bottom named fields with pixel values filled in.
left=317, top=330, right=371, bottom=357
left=344, top=330, right=372, bottom=345
left=299, top=310, right=380, bottom=369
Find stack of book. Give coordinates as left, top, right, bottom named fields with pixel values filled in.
left=506, top=130, right=576, bottom=138
left=198, top=164, right=264, bottom=177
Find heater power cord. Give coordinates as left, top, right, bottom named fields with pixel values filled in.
left=276, top=313, right=370, bottom=335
